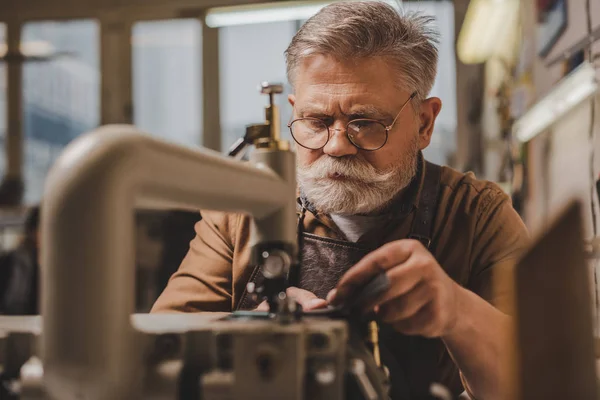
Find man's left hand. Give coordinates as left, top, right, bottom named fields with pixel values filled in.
left=328, top=239, right=464, bottom=338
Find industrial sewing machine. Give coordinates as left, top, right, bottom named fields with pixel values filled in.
left=0, top=83, right=395, bottom=400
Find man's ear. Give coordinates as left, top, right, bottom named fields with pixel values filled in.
left=288, top=94, right=296, bottom=107
left=417, top=97, right=442, bottom=150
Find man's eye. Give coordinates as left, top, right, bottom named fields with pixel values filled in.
left=306, top=120, right=326, bottom=129
left=352, top=120, right=375, bottom=128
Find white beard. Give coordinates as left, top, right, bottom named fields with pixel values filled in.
left=297, top=135, right=420, bottom=215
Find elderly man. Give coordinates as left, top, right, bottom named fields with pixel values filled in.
left=153, top=2, right=528, bottom=399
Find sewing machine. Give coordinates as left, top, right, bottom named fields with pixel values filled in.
left=0, top=83, right=391, bottom=400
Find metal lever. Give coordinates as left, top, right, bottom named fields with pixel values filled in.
left=226, top=124, right=271, bottom=158
left=227, top=137, right=248, bottom=158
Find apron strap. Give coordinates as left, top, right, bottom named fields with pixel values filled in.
left=408, top=162, right=442, bottom=249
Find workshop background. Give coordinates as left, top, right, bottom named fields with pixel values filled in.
left=0, top=0, right=598, bottom=314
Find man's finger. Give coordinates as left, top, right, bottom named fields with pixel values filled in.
left=332, top=240, right=419, bottom=304
left=304, top=298, right=328, bottom=311
left=392, top=301, right=439, bottom=337
left=286, top=286, right=327, bottom=310
left=286, top=286, right=318, bottom=301
left=326, top=289, right=337, bottom=303
left=255, top=300, right=269, bottom=311
left=359, top=256, right=427, bottom=311
left=377, top=282, right=431, bottom=323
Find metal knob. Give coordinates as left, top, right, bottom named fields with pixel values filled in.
left=261, top=83, right=284, bottom=110
left=260, top=82, right=283, bottom=95
left=261, top=249, right=291, bottom=279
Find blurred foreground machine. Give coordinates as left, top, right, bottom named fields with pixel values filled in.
left=0, top=84, right=390, bottom=400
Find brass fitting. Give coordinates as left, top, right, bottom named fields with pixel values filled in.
left=251, top=82, right=290, bottom=151
left=368, top=321, right=382, bottom=368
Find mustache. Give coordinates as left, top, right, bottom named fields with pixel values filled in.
left=298, top=156, right=396, bottom=183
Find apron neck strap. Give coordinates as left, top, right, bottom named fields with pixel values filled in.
left=408, top=162, right=442, bottom=249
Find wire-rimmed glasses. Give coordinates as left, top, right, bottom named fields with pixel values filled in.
left=288, top=92, right=416, bottom=151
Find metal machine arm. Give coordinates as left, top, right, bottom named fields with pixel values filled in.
left=40, top=85, right=296, bottom=399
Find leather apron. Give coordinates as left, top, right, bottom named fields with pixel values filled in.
left=237, top=162, right=448, bottom=399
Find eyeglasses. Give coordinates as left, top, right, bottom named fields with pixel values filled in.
left=288, top=92, right=416, bottom=151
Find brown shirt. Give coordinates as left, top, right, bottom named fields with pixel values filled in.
left=151, top=159, right=529, bottom=395
left=153, top=160, right=527, bottom=314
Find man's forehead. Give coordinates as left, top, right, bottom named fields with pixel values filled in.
left=295, top=101, right=389, bottom=117
left=295, top=53, right=395, bottom=84
left=294, top=87, right=396, bottom=114
left=292, top=58, right=409, bottom=115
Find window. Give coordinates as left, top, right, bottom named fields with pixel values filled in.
left=404, top=1, right=457, bottom=165
left=219, top=21, right=297, bottom=151
left=22, top=20, right=100, bottom=204
left=132, top=19, right=202, bottom=147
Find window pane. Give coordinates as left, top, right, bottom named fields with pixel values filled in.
left=220, top=21, right=297, bottom=151
left=22, top=20, right=100, bottom=204
left=404, top=1, right=457, bottom=165
left=132, top=19, right=202, bottom=147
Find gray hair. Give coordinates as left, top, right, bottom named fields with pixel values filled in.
left=285, top=1, right=439, bottom=104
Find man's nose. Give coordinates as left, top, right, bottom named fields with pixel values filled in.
left=322, top=123, right=358, bottom=157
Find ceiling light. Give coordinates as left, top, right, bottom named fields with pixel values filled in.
left=204, top=0, right=401, bottom=28
left=0, top=40, right=56, bottom=59
left=456, top=0, right=520, bottom=64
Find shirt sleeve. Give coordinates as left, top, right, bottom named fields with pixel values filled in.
left=151, top=211, right=239, bottom=313
left=467, top=188, right=530, bottom=315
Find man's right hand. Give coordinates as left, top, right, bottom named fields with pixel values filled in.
left=255, top=287, right=327, bottom=311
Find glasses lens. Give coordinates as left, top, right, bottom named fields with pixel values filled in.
left=290, top=119, right=329, bottom=149
left=347, top=120, right=387, bottom=150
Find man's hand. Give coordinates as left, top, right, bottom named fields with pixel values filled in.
left=329, top=239, right=464, bottom=338
left=255, top=287, right=328, bottom=311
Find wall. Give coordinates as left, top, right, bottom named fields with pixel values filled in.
left=519, top=0, right=600, bottom=237
left=219, top=21, right=297, bottom=151
left=529, top=0, right=600, bottom=99
left=516, top=0, right=600, bottom=331
left=454, top=0, right=486, bottom=173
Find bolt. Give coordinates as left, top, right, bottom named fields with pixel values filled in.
left=315, top=364, right=336, bottom=385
